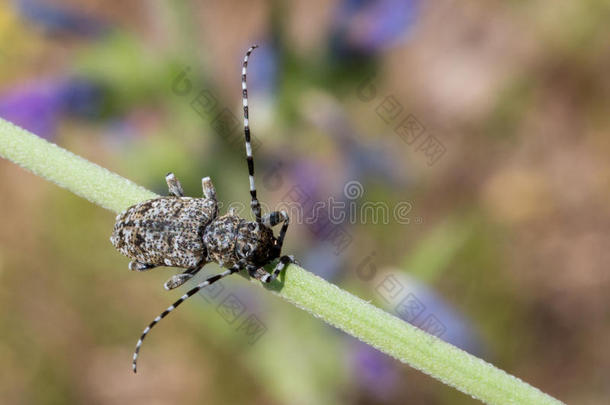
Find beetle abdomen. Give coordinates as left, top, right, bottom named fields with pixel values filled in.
left=110, top=197, right=217, bottom=268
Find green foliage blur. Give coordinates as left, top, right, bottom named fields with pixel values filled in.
left=1, top=1, right=609, bottom=404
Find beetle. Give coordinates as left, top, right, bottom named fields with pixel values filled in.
left=109, top=45, right=294, bottom=373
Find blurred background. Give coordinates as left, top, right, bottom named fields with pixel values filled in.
left=1, top=1, right=609, bottom=404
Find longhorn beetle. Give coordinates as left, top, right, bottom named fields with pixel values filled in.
left=110, top=45, right=294, bottom=373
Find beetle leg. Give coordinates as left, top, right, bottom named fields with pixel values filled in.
left=201, top=177, right=216, bottom=200
left=164, top=266, right=204, bottom=290
left=250, top=255, right=295, bottom=283
left=261, top=210, right=288, bottom=227
left=165, top=172, right=184, bottom=197
left=262, top=211, right=290, bottom=249
left=129, top=261, right=157, bottom=271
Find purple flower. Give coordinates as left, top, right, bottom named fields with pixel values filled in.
left=14, top=0, right=107, bottom=37
left=244, top=41, right=279, bottom=96
left=0, top=82, right=62, bottom=139
left=331, top=0, right=419, bottom=56
left=301, top=243, right=345, bottom=280
left=390, top=274, right=483, bottom=355
left=348, top=339, right=399, bottom=400
left=0, top=78, right=105, bottom=139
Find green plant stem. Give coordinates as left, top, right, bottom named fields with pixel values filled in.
left=0, top=118, right=564, bottom=405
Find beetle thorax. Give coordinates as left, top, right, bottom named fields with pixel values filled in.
left=203, top=214, right=278, bottom=269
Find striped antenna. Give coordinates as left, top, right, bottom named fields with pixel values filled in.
left=132, top=267, right=239, bottom=373
left=242, top=45, right=262, bottom=223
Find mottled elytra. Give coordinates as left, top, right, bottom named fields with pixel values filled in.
left=110, top=45, right=294, bottom=373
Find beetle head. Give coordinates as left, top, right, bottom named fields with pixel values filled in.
left=235, top=221, right=280, bottom=267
